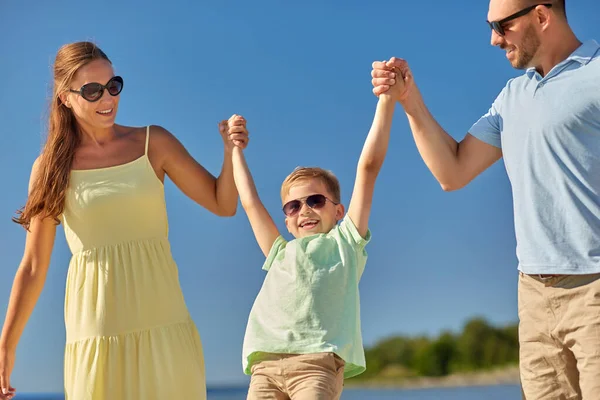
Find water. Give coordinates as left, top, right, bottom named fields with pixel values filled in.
left=17, top=384, right=522, bottom=399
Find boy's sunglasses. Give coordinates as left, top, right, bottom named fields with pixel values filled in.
left=282, top=194, right=338, bottom=217
left=487, top=3, right=552, bottom=36
left=69, top=76, right=124, bottom=102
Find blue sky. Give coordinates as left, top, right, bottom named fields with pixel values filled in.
left=1, top=0, right=598, bottom=393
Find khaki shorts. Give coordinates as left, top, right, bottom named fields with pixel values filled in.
left=518, top=272, right=600, bottom=399
left=247, top=352, right=345, bottom=400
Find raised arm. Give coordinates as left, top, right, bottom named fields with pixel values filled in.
left=151, top=118, right=248, bottom=217
left=371, top=58, right=502, bottom=191
left=0, top=158, right=58, bottom=399
left=347, top=72, right=399, bottom=238
left=228, top=118, right=280, bottom=256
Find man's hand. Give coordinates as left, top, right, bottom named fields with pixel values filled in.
left=372, top=57, right=416, bottom=106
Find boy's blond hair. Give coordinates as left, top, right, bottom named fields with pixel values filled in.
left=281, top=167, right=341, bottom=203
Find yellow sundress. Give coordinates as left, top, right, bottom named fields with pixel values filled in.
left=61, top=126, right=206, bottom=399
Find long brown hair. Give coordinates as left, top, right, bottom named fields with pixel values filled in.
left=13, top=42, right=111, bottom=229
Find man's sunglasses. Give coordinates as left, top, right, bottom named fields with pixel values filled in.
left=487, top=3, right=552, bottom=36
left=69, top=76, right=124, bottom=102
left=282, top=194, right=338, bottom=217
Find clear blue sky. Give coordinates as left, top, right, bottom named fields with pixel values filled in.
left=1, top=0, right=598, bottom=393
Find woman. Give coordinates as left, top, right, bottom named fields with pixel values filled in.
left=0, top=41, right=248, bottom=399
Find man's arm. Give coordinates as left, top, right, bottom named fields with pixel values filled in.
left=404, top=99, right=502, bottom=191
left=372, top=58, right=502, bottom=191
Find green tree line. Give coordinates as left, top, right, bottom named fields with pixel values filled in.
left=351, top=317, right=519, bottom=381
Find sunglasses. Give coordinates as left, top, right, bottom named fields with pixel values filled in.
left=69, top=76, right=124, bottom=102
left=282, top=194, right=338, bottom=217
left=487, top=3, right=552, bottom=36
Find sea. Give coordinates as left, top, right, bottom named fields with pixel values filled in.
left=16, top=384, right=522, bottom=399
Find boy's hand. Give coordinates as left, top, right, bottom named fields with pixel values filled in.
left=219, top=114, right=249, bottom=150
left=380, top=66, right=404, bottom=102
left=372, top=58, right=415, bottom=105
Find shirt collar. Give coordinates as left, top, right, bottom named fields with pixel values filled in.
left=526, top=39, right=599, bottom=78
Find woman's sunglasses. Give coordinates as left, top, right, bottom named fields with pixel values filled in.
left=282, top=194, right=338, bottom=217
left=69, top=76, right=124, bottom=102
left=487, top=3, right=552, bottom=36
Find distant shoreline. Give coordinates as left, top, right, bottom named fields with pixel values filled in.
left=346, top=365, right=521, bottom=390
left=18, top=367, right=522, bottom=397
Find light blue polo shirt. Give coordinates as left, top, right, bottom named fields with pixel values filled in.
left=470, top=40, right=600, bottom=275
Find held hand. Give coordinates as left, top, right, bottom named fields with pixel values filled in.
left=371, top=57, right=415, bottom=104
left=0, top=349, right=16, bottom=400
left=380, top=67, right=404, bottom=102
left=219, top=114, right=249, bottom=150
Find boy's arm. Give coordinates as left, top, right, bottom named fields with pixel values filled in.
left=347, top=94, right=396, bottom=238
left=231, top=146, right=281, bottom=256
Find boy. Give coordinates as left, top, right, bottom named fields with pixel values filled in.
left=228, top=68, right=401, bottom=399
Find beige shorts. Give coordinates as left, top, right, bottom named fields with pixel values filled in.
left=518, top=272, right=600, bottom=399
left=247, top=352, right=345, bottom=400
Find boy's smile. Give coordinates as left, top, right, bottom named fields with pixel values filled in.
left=283, top=179, right=344, bottom=238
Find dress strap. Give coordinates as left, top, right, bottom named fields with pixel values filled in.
left=145, top=126, right=150, bottom=155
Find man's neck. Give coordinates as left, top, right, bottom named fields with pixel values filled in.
left=536, top=29, right=581, bottom=76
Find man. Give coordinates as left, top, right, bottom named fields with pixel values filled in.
left=371, top=1, right=600, bottom=399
